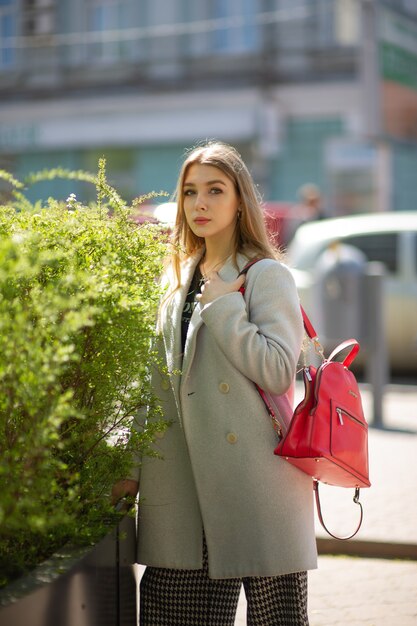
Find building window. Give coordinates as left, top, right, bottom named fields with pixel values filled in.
left=86, top=0, right=130, bottom=63
left=274, top=0, right=359, bottom=52
left=22, top=0, right=55, bottom=38
left=0, top=0, right=15, bottom=68
left=209, top=0, right=259, bottom=54
left=335, top=0, right=359, bottom=46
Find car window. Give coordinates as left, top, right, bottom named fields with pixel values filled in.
left=343, top=233, right=398, bottom=274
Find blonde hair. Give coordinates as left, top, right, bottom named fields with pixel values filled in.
left=167, top=141, right=281, bottom=294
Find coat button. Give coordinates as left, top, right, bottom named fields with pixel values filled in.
left=219, top=382, right=230, bottom=394
left=226, top=432, right=238, bottom=444
left=161, top=379, right=170, bottom=391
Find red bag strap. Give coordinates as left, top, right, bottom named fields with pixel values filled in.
left=300, top=304, right=318, bottom=339
left=238, top=259, right=260, bottom=295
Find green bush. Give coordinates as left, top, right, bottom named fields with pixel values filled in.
left=0, top=162, right=168, bottom=587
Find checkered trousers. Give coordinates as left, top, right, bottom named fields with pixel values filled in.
left=139, top=539, right=309, bottom=626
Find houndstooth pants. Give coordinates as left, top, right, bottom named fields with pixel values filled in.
left=139, top=538, right=309, bottom=626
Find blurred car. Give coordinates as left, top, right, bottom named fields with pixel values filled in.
left=131, top=202, right=177, bottom=226
left=286, top=212, right=417, bottom=373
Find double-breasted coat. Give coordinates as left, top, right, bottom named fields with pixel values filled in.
left=132, top=251, right=318, bottom=579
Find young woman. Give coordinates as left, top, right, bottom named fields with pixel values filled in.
left=113, top=142, right=317, bottom=625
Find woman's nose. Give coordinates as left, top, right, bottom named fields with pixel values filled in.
left=196, top=193, right=208, bottom=210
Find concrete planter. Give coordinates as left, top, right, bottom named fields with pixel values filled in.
left=0, top=516, right=137, bottom=626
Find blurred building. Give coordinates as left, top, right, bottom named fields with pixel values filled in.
left=0, top=0, right=417, bottom=213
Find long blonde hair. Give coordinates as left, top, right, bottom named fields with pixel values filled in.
left=167, top=141, right=281, bottom=294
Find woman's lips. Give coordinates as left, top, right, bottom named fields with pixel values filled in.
left=194, top=218, right=210, bottom=225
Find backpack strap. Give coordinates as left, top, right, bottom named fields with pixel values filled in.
left=300, top=305, right=318, bottom=340
left=238, top=259, right=261, bottom=294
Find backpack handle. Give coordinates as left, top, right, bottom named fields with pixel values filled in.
left=328, top=339, right=360, bottom=368
left=314, top=481, right=364, bottom=540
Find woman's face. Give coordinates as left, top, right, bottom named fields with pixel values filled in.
left=183, top=163, right=240, bottom=245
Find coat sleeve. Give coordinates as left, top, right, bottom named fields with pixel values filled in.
left=199, top=259, right=303, bottom=394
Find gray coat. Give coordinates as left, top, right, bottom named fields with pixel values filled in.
left=134, top=251, right=318, bottom=579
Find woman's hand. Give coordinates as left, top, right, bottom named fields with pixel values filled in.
left=111, top=478, right=139, bottom=507
left=196, top=272, right=245, bottom=305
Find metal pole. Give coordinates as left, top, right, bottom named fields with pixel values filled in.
left=363, top=262, right=388, bottom=428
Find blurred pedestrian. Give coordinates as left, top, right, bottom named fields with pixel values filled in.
left=286, top=183, right=326, bottom=244
left=113, top=141, right=317, bottom=626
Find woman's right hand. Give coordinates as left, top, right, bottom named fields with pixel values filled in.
left=111, top=478, right=139, bottom=507
left=197, top=272, right=245, bottom=305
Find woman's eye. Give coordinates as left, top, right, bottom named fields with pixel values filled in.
left=209, top=188, right=222, bottom=194
left=183, top=189, right=195, bottom=196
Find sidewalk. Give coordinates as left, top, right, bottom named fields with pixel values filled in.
left=235, top=556, right=417, bottom=625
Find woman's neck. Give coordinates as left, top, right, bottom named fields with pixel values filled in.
left=202, top=238, right=234, bottom=266
left=199, top=239, right=234, bottom=278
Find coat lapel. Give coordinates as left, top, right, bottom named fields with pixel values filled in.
left=161, top=251, right=203, bottom=412
left=180, top=253, right=249, bottom=389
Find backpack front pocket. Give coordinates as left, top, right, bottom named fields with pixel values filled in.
left=330, top=400, right=369, bottom=478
